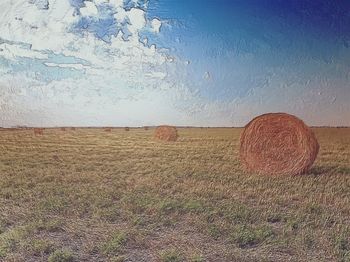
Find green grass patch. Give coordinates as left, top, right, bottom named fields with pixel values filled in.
left=190, top=254, right=204, bottom=262
left=160, top=249, right=183, bottom=262
left=25, top=239, right=55, bottom=256
left=48, top=249, right=75, bottom=262
left=335, top=233, right=350, bottom=262
left=32, top=218, right=65, bottom=233
left=100, top=231, right=127, bottom=256
left=231, top=225, right=275, bottom=248
left=0, top=226, right=32, bottom=258
left=38, top=196, right=69, bottom=214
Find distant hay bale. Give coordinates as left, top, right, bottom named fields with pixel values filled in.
left=34, top=128, right=44, bottom=136
left=61, top=127, right=66, bottom=131
left=125, top=127, right=130, bottom=131
left=144, top=126, right=149, bottom=131
left=240, top=113, right=319, bottom=176
left=154, top=125, right=178, bottom=142
left=104, top=127, right=112, bottom=132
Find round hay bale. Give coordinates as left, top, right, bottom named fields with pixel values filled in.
left=154, top=125, right=178, bottom=142
left=104, top=127, right=112, bottom=132
left=240, top=113, right=319, bottom=175
left=125, top=127, right=130, bottom=131
left=34, top=128, right=44, bottom=136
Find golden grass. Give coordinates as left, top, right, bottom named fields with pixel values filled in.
left=0, top=127, right=349, bottom=261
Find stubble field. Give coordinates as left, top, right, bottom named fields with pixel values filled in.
left=0, top=127, right=349, bottom=262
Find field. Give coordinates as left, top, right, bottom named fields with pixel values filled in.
left=0, top=127, right=350, bottom=262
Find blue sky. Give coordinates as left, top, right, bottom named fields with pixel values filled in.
left=146, top=0, right=350, bottom=100
left=0, top=0, right=349, bottom=126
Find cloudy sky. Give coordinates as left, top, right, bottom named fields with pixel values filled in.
left=0, top=0, right=349, bottom=127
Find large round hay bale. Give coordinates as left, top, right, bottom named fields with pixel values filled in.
left=154, top=125, right=178, bottom=142
left=240, top=113, right=319, bottom=175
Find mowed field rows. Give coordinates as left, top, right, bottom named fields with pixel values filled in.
left=0, top=128, right=350, bottom=262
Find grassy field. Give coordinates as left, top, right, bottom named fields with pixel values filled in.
left=0, top=127, right=349, bottom=262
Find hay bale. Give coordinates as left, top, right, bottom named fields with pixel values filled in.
left=125, top=127, right=130, bottom=131
left=144, top=126, right=149, bottom=131
left=240, top=113, right=319, bottom=175
left=60, top=127, right=66, bottom=131
left=34, top=128, right=44, bottom=136
left=104, top=127, right=112, bottom=132
left=154, top=125, right=178, bottom=142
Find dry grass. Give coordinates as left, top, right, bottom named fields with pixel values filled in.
left=0, top=127, right=349, bottom=261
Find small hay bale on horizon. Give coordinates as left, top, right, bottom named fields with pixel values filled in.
left=154, top=125, right=178, bottom=142
left=61, top=127, right=66, bottom=131
left=104, top=127, right=112, bottom=132
left=34, top=128, right=44, bottom=136
left=239, top=112, right=319, bottom=176
left=125, top=127, right=130, bottom=131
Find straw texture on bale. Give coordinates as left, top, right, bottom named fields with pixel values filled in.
left=154, top=125, right=178, bottom=142
left=240, top=113, right=319, bottom=176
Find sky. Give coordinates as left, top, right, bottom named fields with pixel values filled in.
left=0, top=0, right=349, bottom=127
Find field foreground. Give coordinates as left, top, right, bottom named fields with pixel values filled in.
left=0, top=128, right=350, bottom=262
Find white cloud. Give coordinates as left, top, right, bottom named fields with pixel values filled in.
left=127, top=8, right=146, bottom=29
left=80, top=1, right=98, bottom=16
left=0, top=0, right=200, bottom=127
left=0, top=0, right=164, bottom=69
left=44, top=62, right=87, bottom=70
left=94, top=0, right=108, bottom=5
left=0, top=0, right=172, bottom=82
left=109, top=0, right=124, bottom=8
left=0, top=43, right=48, bottom=60
left=0, top=0, right=77, bottom=53
left=114, top=7, right=127, bottom=23
left=151, top=18, right=162, bottom=33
